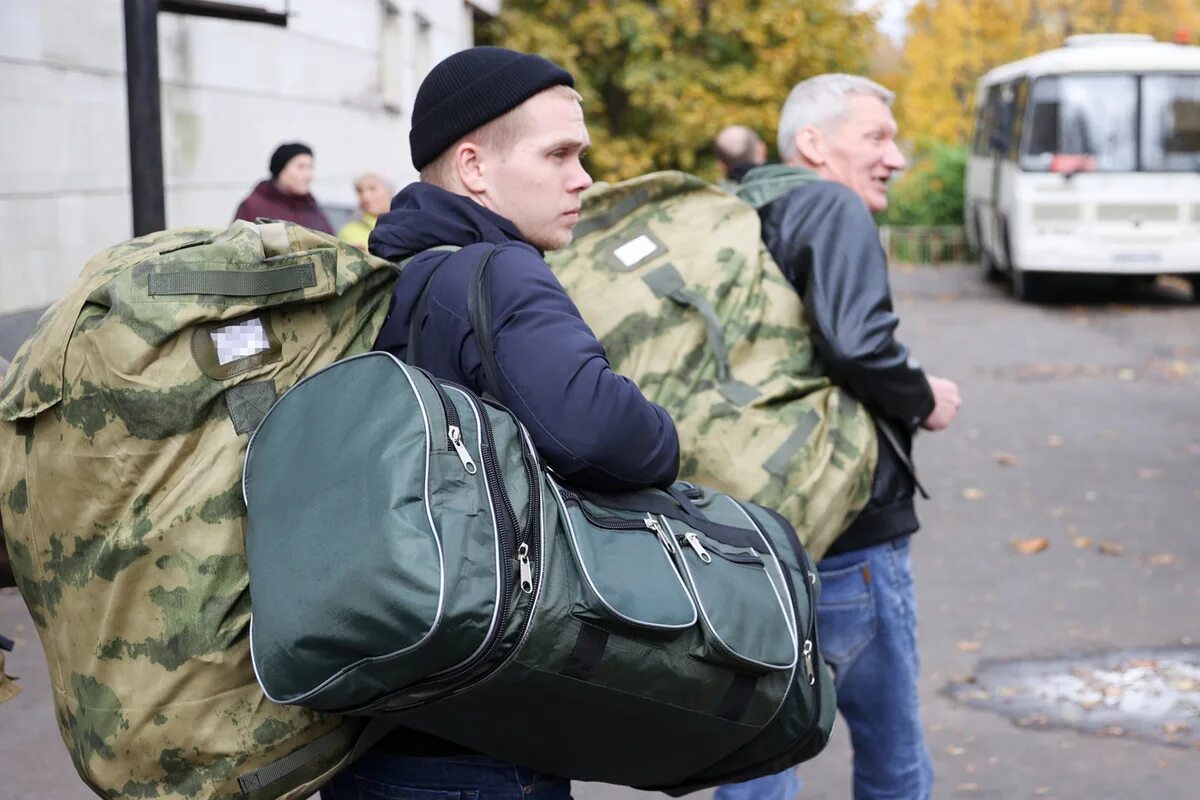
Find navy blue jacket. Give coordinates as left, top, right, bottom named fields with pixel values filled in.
left=370, top=183, right=680, bottom=492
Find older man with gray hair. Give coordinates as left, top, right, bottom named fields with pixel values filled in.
left=722, top=75, right=961, bottom=800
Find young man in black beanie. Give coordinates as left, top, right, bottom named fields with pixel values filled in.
left=319, top=47, right=681, bottom=800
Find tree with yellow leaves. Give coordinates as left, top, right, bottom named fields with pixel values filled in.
left=480, top=0, right=876, bottom=182
left=897, top=0, right=1200, bottom=149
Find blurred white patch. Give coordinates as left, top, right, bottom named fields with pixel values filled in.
left=211, top=318, right=270, bottom=365
left=613, top=235, right=658, bottom=268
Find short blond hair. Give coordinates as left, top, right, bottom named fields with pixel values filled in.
left=420, top=85, right=582, bottom=187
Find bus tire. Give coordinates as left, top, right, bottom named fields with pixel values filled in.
left=980, top=248, right=1004, bottom=283
left=1011, top=266, right=1046, bottom=302
left=1187, top=274, right=1200, bottom=302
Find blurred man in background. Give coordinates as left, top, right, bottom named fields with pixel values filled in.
left=715, top=124, right=768, bottom=188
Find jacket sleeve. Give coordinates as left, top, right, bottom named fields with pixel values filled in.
left=772, top=183, right=935, bottom=430
left=465, top=245, right=680, bottom=492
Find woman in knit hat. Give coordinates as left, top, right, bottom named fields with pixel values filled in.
left=233, top=142, right=334, bottom=233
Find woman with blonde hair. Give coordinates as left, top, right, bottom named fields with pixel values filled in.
left=339, top=172, right=394, bottom=250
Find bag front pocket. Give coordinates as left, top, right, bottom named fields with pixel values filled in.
left=661, top=517, right=796, bottom=674
left=551, top=481, right=697, bottom=632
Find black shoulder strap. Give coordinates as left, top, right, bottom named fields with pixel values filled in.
left=466, top=245, right=504, bottom=400
left=400, top=245, right=461, bottom=367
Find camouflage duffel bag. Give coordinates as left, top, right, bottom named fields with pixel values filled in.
left=548, top=171, right=877, bottom=560
left=0, top=221, right=397, bottom=799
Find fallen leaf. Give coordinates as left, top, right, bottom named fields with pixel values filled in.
left=1034, top=789, right=1051, bottom=797
left=1103, top=686, right=1124, bottom=698
left=958, top=640, right=983, bottom=652
left=1097, top=542, right=1126, bottom=556
left=1165, top=360, right=1191, bottom=377
left=1099, top=725, right=1126, bottom=737
left=1127, top=658, right=1158, bottom=669
left=946, top=745, right=966, bottom=756
left=986, top=756, right=1000, bottom=766
left=1149, top=554, right=1175, bottom=566
left=957, top=783, right=978, bottom=791
left=963, top=488, right=985, bottom=500
left=1012, top=537, right=1050, bottom=555
left=1047, top=435, right=1064, bottom=447
left=1164, top=722, right=1192, bottom=735
left=1138, top=468, right=1163, bottom=480
left=1073, top=537, right=1094, bottom=548
left=1117, top=368, right=1137, bottom=381
left=1172, top=679, right=1198, bottom=692
left=993, top=451, right=1019, bottom=466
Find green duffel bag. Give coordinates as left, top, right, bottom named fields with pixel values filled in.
left=243, top=346, right=836, bottom=793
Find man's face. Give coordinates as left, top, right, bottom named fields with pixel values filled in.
left=276, top=154, right=314, bottom=196
left=356, top=177, right=391, bottom=217
left=814, top=95, right=905, bottom=214
left=477, top=90, right=593, bottom=251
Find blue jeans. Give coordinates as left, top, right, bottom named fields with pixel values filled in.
left=320, top=754, right=572, bottom=800
left=816, top=536, right=932, bottom=800
left=714, top=768, right=802, bottom=800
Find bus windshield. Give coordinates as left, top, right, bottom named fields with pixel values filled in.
left=1022, top=73, right=1200, bottom=172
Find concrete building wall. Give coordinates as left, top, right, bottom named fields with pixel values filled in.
left=0, top=0, right=490, bottom=313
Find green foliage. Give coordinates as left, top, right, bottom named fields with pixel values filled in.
left=479, top=0, right=876, bottom=182
left=881, top=143, right=968, bottom=226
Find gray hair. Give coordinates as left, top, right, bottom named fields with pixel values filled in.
left=777, top=74, right=895, bottom=162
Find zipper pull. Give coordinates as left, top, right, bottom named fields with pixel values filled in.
left=517, top=543, right=533, bottom=594
left=447, top=425, right=478, bottom=474
left=644, top=515, right=674, bottom=553
left=683, top=532, right=713, bottom=564
left=802, top=639, right=815, bottom=686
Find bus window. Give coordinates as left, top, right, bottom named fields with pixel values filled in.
left=1022, top=75, right=1137, bottom=172
left=1141, top=74, right=1200, bottom=171
left=972, top=100, right=990, bottom=156
left=1008, top=79, right=1028, bottom=161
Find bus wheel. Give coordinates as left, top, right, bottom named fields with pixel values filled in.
left=980, top=248, right=1004, bottom=283
left=1011, top=266, right=1046, bottom=302
left=1187, top=274, right=1200, bottom=302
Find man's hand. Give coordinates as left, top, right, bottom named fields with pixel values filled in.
left=921, top=376, right=960, bottom=431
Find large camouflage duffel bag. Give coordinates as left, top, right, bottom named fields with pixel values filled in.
left=0, top=221, right=397, bottom=798
left=548, top=171, right=877, bottom=560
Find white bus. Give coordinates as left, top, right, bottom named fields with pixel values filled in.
left=965, top=34, right=1200, bottom=301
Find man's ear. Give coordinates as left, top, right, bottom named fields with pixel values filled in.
left=794, top=126, right=826, bottom=167
left=456, top=141, right=488, bottom=194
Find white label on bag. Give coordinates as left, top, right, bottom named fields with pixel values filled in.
left=211, top=318, right=270, bottom=365
left=613, top=235, right=658, bottom=268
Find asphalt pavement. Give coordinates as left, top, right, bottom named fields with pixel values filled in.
left=2, top=266, right=1198, bottom=799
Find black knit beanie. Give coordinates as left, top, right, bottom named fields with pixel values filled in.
left=409, top=47, right=574, bottom=171
left=269, top=143, right=313, bottom=178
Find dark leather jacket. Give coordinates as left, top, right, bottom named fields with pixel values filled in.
left=743, top=169, right=935, bottom=555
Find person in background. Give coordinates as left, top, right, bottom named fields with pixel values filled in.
left=234, top=142, right=334, bottom=234
left=338, top=172, right=394, bottom=250
left=714, top=124, right=768, bottom=189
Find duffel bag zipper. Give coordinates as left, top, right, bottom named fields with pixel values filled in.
left=349, top=380, right=542, bottom=712
left=675, top=532, right=766, bottom=568
left=732, top=500, right=824, bottom=741
left=561, top=490, right=677, bottom=553
left=414, top=366, right=477, bottom=474
left=408, top=392, right=541, bottom=688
